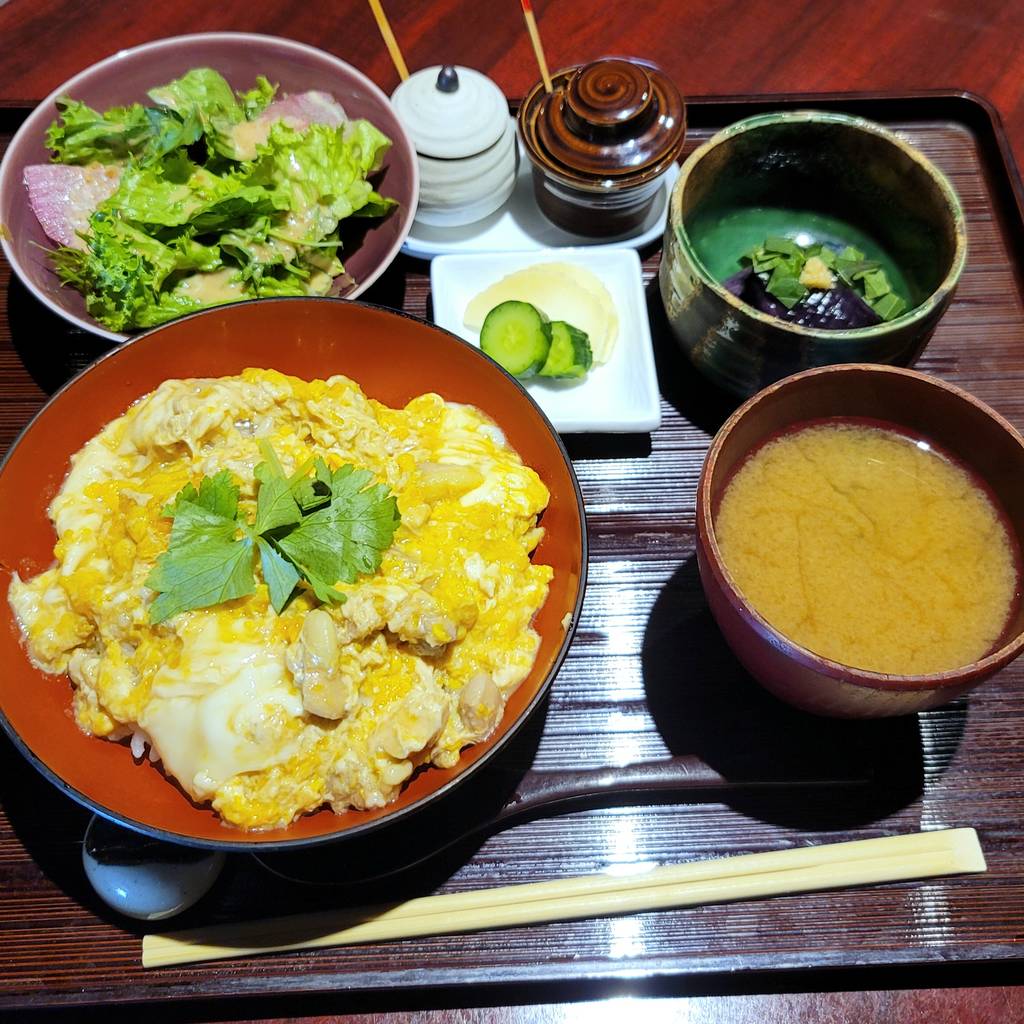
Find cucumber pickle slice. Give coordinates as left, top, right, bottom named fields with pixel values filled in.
left=479, top=300, right=551, bottom=377
left=539, top=321, right=593, bottom=379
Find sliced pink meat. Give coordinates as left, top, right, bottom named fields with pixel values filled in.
left=230, top=90, right=349, bottom=159
left=261, top=90, right=348, bottom=129
left=23, top=163, right=121, bottom=249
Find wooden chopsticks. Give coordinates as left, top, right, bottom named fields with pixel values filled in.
left=366, top=0, right=409, bottom=81
left=520, top=0, right=552, bottom=93
left=142, top=828, right=985, bottom=968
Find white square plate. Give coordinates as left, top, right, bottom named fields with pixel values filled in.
left=430, top=248, right=662, bottom=434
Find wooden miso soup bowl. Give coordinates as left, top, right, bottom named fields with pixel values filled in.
left=696, top=363, right=1024, bottom=718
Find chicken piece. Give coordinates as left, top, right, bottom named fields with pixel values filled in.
left=335, top=580, right=468, bottom=652
left=69, top=642, right=141, bottom=722
left=458, top=670, right=503, bottom=741
left=287, top=609, right=357, bottom=720
left=9, top=571, right=95, bottom=671
left=123, top=378, right=276, bottom=455
left=415, top=461, right=485, bottom=503
left=373, top=672, right=448, bottom=765
left=125, top=380, right=232, bottom=454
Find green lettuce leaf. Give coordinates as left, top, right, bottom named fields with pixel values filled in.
left=45, top=96, right=203, bottom=166
left=105, top=161, right=283, bottom=232
left=148, top=68, right=279, bottom=162
left=45, top=98, right=154, bottom=165
left=248, top=121, right=395, bottom=234
left=238, top=76, right=277, bottom=119
left=131, top=286, right=239, bottom=329
left=147, top=68, right=241, bottom=119
left=52, top=212, right=241, bottom=331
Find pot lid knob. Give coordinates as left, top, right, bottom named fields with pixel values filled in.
left=436, top=65, right=459, bottom=93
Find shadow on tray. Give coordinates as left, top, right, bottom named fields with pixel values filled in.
left=354, top=245, right=408, bottom=313
left=645, top=275, right=741, bottom=438
left=0, top=729, right=96, bottom=898
left=642, top=556, right=967, bottom=830
left=8, top=275, right=115, bottom=394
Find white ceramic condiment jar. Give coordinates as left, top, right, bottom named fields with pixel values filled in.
left=392, top=65, right=518, bottom=228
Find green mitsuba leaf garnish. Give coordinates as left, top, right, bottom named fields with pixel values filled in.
left=145, top=446, right=401, bottom=624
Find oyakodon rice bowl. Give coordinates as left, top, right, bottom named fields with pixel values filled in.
left=8, top=368, right=553, bottom=831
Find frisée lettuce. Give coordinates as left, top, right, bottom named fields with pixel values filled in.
left=42, top=69, right=397, bottom=331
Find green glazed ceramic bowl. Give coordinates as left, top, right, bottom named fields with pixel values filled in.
left=659, top=111, right=966, bottom=397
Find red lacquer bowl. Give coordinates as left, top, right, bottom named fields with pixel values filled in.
left=0, top=298, right=587, bottom=848
left=696, top=363, right=1024, bottom=718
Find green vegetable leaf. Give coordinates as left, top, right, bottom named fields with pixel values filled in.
left=292, top=456, right=333, bottom=513
left=44, top=96, right=203, bottom=167
left=860, top=269, right=891, bottom=301
left=162, top=469, right=238, bottom=519
left=52, top=214, right=177, bottom=331
left=870, top=292, right=908, bottom=321
left=43, top=70, right=396, bottom=331
left=276, top=464, right=401, bottom=602
left=170, top=236, right=224, bottom=273
left=147, top=68, right=250, bottom=160
left=238, top=76, right=277, bottom=120
left=103, top=161, right=282, bottom=232
left=147, top=448, right=400, bottom=622
left=146, top=495, right=255, bottom=624
left=247, top=121, right=396, bottom=232
left=750, top=252, right=783, bottom=273
left=766, top=268, right=808, bottom=309
left=45, top=98, right=153, bottom=164
left=253, top=446, right=303, bottom=535
left=148, top=68, right=241, bottom=120
left=738, top=236, right=907, bottom=321
left=51, top=210, right=230, bottom=331
left=813, top=247, right=837, bottom=269
left=763, top=235, right=802, bottom=257
left=142, top=105, right=204, bottom=164
left=256, top=536, right=302, bottom=613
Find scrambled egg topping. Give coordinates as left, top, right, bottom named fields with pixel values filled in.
left=8, top=369, right=553, bottom=830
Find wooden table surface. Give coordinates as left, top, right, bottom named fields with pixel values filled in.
left=1, top=1, right=1024, bottom=1022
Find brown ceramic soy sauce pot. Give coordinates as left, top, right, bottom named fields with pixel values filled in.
left=518, top=57, right=686, bottom=238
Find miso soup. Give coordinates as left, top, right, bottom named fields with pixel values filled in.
left=714, top=418, right=1020, bottom=675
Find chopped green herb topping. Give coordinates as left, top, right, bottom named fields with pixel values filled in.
left=741, top=238, right=908, bottom=320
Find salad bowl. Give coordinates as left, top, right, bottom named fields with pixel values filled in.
left=0, top=33, right=419, bottom=342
